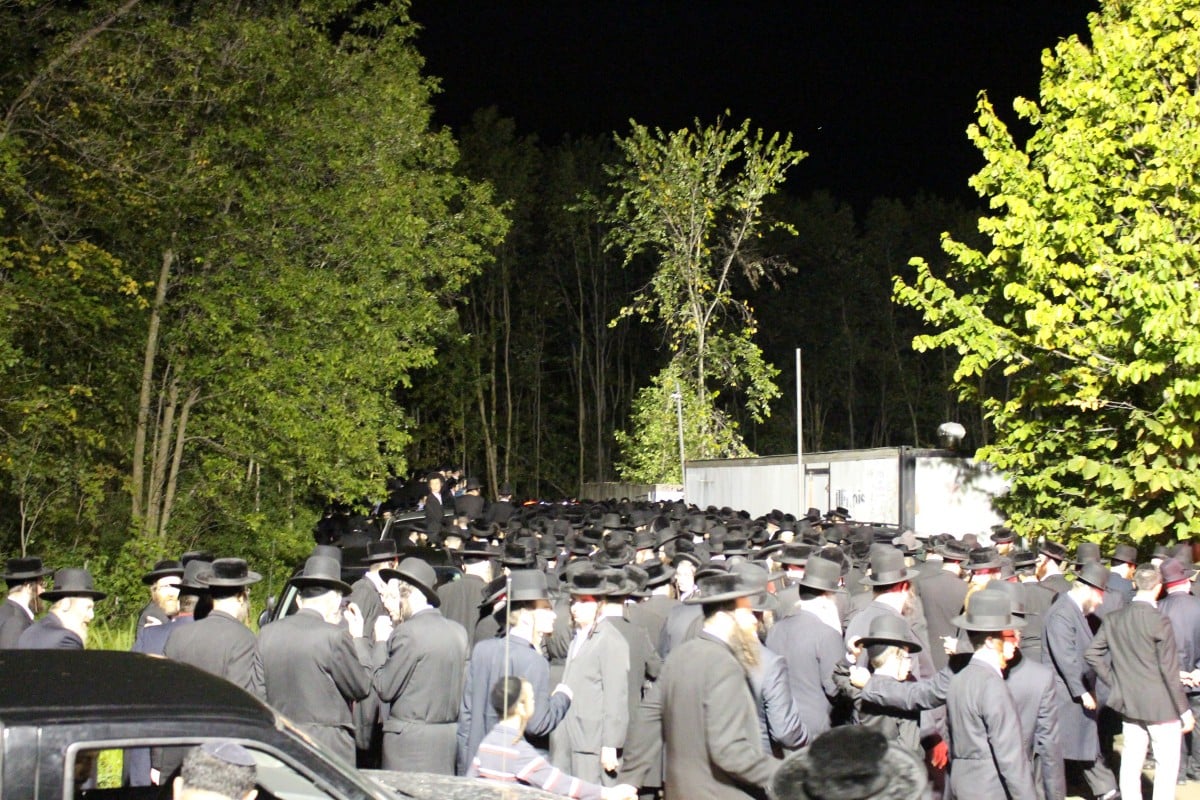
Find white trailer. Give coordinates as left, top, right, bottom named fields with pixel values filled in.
left=684, top=447, right=1008, bottom=538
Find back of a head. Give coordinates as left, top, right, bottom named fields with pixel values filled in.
left=489, top=676, right=525, bottom=718
left=1133, top=563, right=1161, bottom=592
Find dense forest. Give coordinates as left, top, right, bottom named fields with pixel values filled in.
left=0, top=1, right=990, bottom=612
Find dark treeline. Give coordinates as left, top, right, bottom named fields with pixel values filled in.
left=405, top=108, right=989, bottom=497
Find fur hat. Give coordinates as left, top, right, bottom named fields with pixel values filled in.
left=770, top=726, right=926, bottom=800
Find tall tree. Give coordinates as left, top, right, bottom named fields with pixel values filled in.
left=602, top=115, right=806, bottom=481
left=895, top=0, right=1200, bottom=543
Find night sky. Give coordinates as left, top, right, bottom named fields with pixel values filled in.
left=410, top=1, right=1097, bottom=207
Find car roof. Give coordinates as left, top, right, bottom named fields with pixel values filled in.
left=0, top=650, right=274, bottom=726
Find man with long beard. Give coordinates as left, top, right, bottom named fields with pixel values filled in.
left=0, top=556, right=52, bottom=648
left=653, top=570, right=778, bottom=799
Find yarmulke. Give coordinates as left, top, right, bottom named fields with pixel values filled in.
left=201, top=741, right=256, bottom=767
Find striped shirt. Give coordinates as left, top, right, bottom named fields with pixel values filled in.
left=467, top=722, right=603, bottom=799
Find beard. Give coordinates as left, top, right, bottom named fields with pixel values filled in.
left=730, top=618, right=762, bottom=672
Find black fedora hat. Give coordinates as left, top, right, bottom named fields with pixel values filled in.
left=178, top=558, right=213, bottom=593
left=141, top=559, right=185, bottom=585
left=566, top=568, right=620, bottom=597
left=592, top=532, right=636, bottom=567
left=2, top=556, right=52, bottom=583
left=1072, top=561, right=1110, bottom=591
left=41, top=567, right=107, bottom=602
left=642, top=559, right=676, bottom=588
left=770, top=726, right=926, bottom=800
left=200, top=558, right=263, bottom=589
left=860, top=548, right=917, bottom=587
left=951, top=588, right=1025, bottom=631
left=1110, top=543, right=1138, bottom=565
left=383, top=557, right=441, bottom=607
left=362, top=539, right=399, bottom=564
left=179, top=550, right=215, bottom=566
left=797, top=556, right=842, bottom=593
left=683, top=570, right=764, bottom=605
left=464, top=476, right=483, bottom=492
left=1039, top=540, right=1068, bottom=563
left=859, top=613, right=923, bottom=653
left=1011, top=549, right=1038, bottom=571
left=989, top=527, right=1016, bottom=545
left=1072, top=541, right=1102, bottom=567
left=937, top=540, right=970, bottom=562
left=506, top=569, right=551, bottom=604
left=500, top=539, right=537, bottom=569
left=1161, top=557, right=1196, bottom=585
left=964, top=546, right=1002, bottom=572
left=289, top=555, right=350, bottom=595
left=988, top=579, right=1026, bottom=615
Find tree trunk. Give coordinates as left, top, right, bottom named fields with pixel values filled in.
left=157, top=385, right=198, bottom=544
left=132, top=248, right=173, bottom=525
left=144, top=373, right=179, bottom=545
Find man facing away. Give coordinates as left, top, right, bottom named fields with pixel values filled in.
left=1085, top=564, right=1195, bottom=799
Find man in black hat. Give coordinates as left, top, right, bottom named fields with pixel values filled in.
left=645, top=569, right=778, bottom=798
left=551, top=569, right=630, bottom=785
left=1038, top=541, right=1071, bottom=595
left=766, top=555, right=847, bottom=739
left=945, top=587, right=1037, bottom=799
left=1161, top=557, right=1200, bottom=784
left=164, top=558, right=265, bottom=700
left=137, top=559, right=185, bottom=630
left=1107, top=542, right=1138, bottom=605
left=1012, top=549, right=1056, bottom=664
left=1086, top=564, right=1194, bottom=798
left=438, top=542, right=495, bottom=635
left=17, top=567, right=105, bottom=649
left=258, top=555, right=372, bottom=764
left=485, top=483, right=516, bottom=527
left=914, top=540, right=969, bottom=671
left=837, top=613, right=927, bottom=756
left=455, top=477, right=485, bottom=522
left=1043, top=562, right=1118, bottom=800
left=372, top=557, right=469, bottom=774
left=457, top=569, right=574, bottom=775
left=0, top=556, right=52, bottom=648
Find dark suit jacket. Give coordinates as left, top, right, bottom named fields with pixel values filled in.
left=457, top=632, right=571, bottom=774
left=437, top=574, right=486, bottom=636
left=551, top=618, right=630, bottom=782
left=1084, top=599, right=1188, bottom=724
left=348, top=575, right=387, bottom=644
left=1107, top=572, right=1135, bottom=605
left=1006, top=652, right=1066, bottom=800
left=656, top=632, right=778, bottom=799
left=424, top=493, right=444, bottom=541
left=454, top=493, right=484, bottom=521
left=258, top=607, right=372, bottom=762
left=485, top=499, right=515, bottom=527
left=163, top=609, right=265, bottom=701
left=657, top=601, right=703, bottom=659
left=1043, top=593, right=1100, bottom=760
left=1160, top=589, right=1200, bottom=694
left=17, top=612, right=82, bottom=649
left=947, top=658, right=1037, bottom=800
left=373, top=607, right=468, bottom=724
left=915, top=569, right=968, bottom=670
left=1018, top=581, right=1057, bottom=664
left=750, top=645, right=808, bottom=753
left=766, top=608, right=844, bottom=737
left=627, top=595, right=676, bottom=650
left=607, top=614, right=662, bottom=745
left=1040, top=573, right=1070, bottom=596
left=0, top=598, right=34, bottom=649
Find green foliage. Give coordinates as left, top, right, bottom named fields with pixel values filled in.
left=603, top=115, right=804, bottom=479
left=894, top=0, right=1200, bottom=544
left=0, top=0, right=503, bottom=619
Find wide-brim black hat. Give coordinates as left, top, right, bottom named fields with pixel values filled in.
left=796, top=556, right=843, bottom=593
left=178, top=559, right=212, bottom=593
left=770, top=726, right=926, bottom=800
left=201, top=558, right=264, bottom=589
left=951, top=588, right=1026, bottom=631
left=383, top=557, right=441, bottom=607
left=141, top=559, right=185, bottom=585
left=2, top=556, right=53, bottom=583
left=860, top=550, right=917, bottom=587
left=362, top=539, right=400, bottom=564
left=858, top=614, right=923, bottom=653
left=1072, top=561, right=1110, bottom=592
left=566, top=568, right=620, bottom=597
left=1039, top=540, right=1068, bottom=562
left=683, top=571, right=763, bottom=605
left=505, top=569, right=551, bottom=604
left=642, top=560, right=676, bottom=588
left=41, top=567, right=107, bottom=601
left=1110, top=543, right=1138, bottom=565
left=964, top=547, right=1002, bottom=571
left=289, top=555, right=350, bottom=595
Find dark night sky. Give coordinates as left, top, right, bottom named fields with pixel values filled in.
left=410, top=1, right=1096, bottom=207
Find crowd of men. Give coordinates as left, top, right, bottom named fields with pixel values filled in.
left=3, top=477, right=1200, bottom=800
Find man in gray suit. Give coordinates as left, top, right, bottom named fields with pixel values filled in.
left=946, top=587, right=1037, bottom=799
left=0, top=556, right=51, bottom=648
left=914, top=540, right=969, bottom=670
left=653, top=570, right=778, bottom=798
left=1086, top=564, right=1195, bottom=798
left=551, top=568, right=630, bottom=786
left=373, top=557, right=469, bottom=774
left=1043, top=562, right=1118, bottom=800
left=164, top=558, right=265, bottom=701
left=259, top=555, right=372, bottom=765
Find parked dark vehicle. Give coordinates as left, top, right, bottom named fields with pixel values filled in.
left=0, top=650, right=553, bottom=799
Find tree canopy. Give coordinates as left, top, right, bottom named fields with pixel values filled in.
left=895, top=0, right=1200, bottom=543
